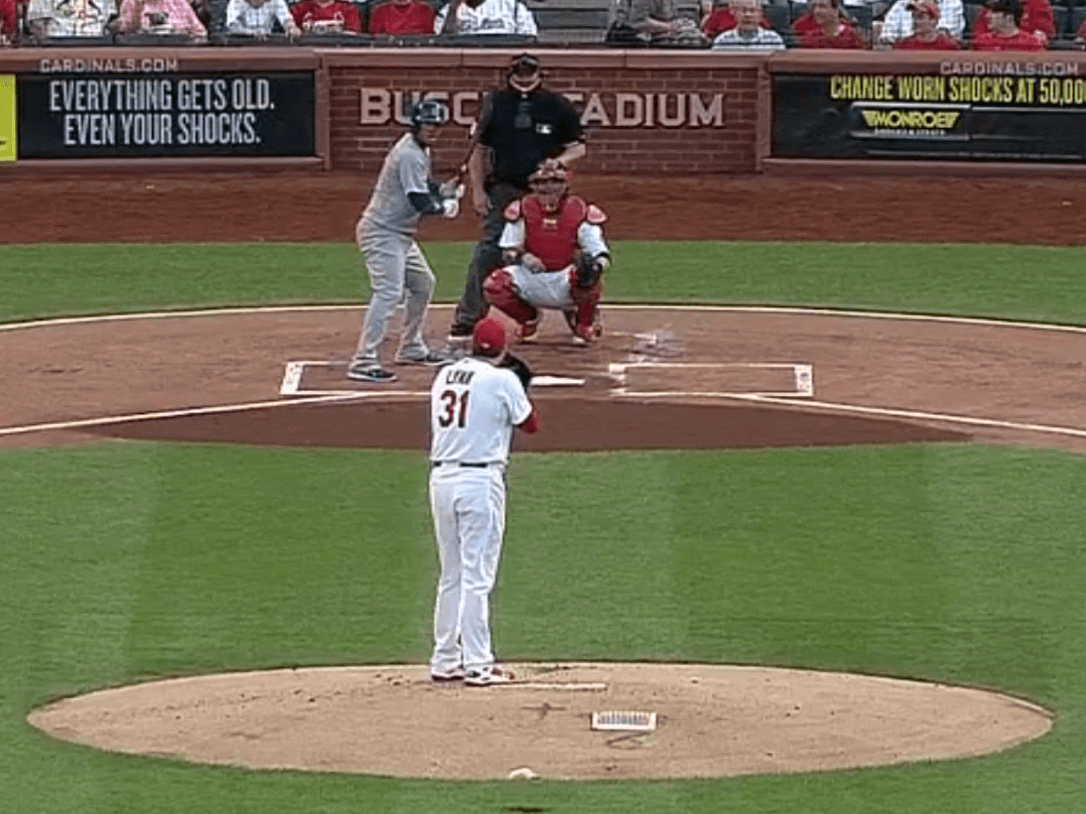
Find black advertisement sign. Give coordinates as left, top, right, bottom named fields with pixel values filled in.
left=773, top=71, right=1086, bottom=162
left=18, top=72, right=315, bottom=158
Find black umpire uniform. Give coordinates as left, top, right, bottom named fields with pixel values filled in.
left=448, top=54, right=585, bottom=339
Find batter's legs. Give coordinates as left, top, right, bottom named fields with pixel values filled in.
left=352, top=229, right=409, bottom=366
left=397, top=242, right=438, bottom=360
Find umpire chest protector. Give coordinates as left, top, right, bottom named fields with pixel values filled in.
left=514, top=195, right=590, bottom=272
left=481, top=90, right=582, bottom=188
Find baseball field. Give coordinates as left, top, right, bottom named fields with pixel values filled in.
left=3, top=173, right=1086, bottom=812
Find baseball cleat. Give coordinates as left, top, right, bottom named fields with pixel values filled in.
left=395, top=348, right=456, bottom=366
left=430, top=666, right=465, bottom=682
left=347, top=363, right=397, bottom=383
left=464, top=665, right=515, bottom=686
left=572, top=325, right=596, bottom=345
left=517, top=318, right=541, bottom=342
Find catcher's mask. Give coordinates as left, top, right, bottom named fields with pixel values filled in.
left=410, top=98, right=450, bottom=129
left=508, top=52, right=542, bottom=93
left=529, top=159, right=569, bottom=211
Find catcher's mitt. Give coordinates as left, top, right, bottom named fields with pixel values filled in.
left=575, top=253, right=607, bottom=289
left=500, top=351, right=533, bottom=390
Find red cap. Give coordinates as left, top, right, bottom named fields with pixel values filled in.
left=907, top=0, right=939, bottom=17
left=472, top=318, right=507, bottom=356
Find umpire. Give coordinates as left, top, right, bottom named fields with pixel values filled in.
left=447, top=52, right=586, bottom=345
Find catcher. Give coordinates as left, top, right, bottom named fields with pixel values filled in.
left=482, top=159, right=610, bottom=345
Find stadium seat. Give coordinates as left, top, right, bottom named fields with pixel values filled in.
left=527, top=0, right=611, bottom=44
left=1071, top=5, right=1086, bottom=37
left=763, top=2, right=791, bottom=34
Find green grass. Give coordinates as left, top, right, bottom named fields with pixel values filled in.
left=4, top=442, right=1086, bottom=813
left=3, top=241, right=1086, bottom=326
left=3, top=238, right=1086, bottom=813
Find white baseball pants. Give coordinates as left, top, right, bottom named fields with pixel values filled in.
left=428, top=465, right=507, bottom=674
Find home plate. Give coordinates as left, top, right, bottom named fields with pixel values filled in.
left=533, top=375, right=585, bottom=387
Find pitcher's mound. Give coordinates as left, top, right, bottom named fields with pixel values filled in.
left=28, top=662, right=1051, bottom=780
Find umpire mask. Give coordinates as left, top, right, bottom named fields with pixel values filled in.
left=508, top=53, right=543, bottom=95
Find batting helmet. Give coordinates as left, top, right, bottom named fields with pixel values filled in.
left=410, top=99, right=449, bottom=129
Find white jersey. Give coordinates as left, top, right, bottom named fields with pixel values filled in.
left=429, top=356, right=532, bottom=465
left=711, top=27, right=787, bottom=50
left=499, top=219, right=609, bottom=261
left=433, top=0, right=538, bottom=35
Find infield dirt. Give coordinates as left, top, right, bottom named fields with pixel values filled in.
left=6, top=170, right=1081, bottom=778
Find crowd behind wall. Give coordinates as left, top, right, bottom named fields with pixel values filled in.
left=3, top=0, right=1086, bottom=50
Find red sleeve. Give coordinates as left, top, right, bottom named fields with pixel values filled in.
left=0, top=0, right=15, bottom=37
left=792, top=13, right=818, bottom=34
left=703, top=8, right=734, bottom=36
left=290, top=0, right=308, bottom=25
left=1023, top=0, right=1055, bottom=37
left=1079, top=19, right=1086, bottom=39
left=517, top=408, right=539, bottom=434
left=971, top=7, right=990, bottom=36
left=343, top=1, right=361, bottom=31
left=368, top=3, right=387, bottom=32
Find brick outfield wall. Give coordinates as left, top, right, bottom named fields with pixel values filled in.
left=325, top=57, right=764, bottom=177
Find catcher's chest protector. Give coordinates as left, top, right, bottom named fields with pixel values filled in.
left=521, top=195, right=587, bottom=272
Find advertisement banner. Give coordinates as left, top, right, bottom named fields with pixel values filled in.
left=773, top=70, right=1086, bottom=162
left=17, top=72, right=315, bottom=159
left=0, top=75, right=15, bottom=162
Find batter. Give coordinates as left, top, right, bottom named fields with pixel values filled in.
left=348, top=98, right=463, bottom=383
left=427, top=318, right=539, bottom=686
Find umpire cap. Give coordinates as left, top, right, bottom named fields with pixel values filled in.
left=472, top=318, right=507, bottom=357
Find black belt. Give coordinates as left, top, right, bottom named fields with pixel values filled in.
left=432, top=461, right=497, bottom=468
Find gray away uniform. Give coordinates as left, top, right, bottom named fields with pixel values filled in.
left=351, top=133, right=447, bottom=368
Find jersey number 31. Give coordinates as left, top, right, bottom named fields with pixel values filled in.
left=438, top=389, right=469, bottom=428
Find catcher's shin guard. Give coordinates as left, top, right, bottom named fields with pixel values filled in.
left=483, top=268, right=539, bottom=327
left=568, top=278, right=602, bottom=342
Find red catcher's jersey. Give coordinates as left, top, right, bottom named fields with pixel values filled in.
left=506, top=194, right=604, bottom=272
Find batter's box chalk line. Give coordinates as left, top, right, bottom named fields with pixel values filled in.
left=608, top=362, right=814, bottom=399
left=279, top=360, right=586, bottom=397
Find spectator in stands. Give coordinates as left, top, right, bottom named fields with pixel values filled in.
left=1077, top=16, right=1086, bottom=42
left=971, top=0, right=1045, bottom=49
left=291, top=0, right=361, bottom=32
left=116, top=0, right=205, bottom=35
left=225, top=0, right=299, bottom=36
left=877, top=0, right=962, bottom=44
left=701, top=0, right=772, bottom=37
left=890, top=0, right=959, bottom=47
left=613, top=0, right=707, bottom=44
left=369, top=0, right=434, bottom=33
left=711, top=0, right=785, bottom=48
left=796, top=0, right=865, bottom=46
left=971, top=0, right=1052, bottom=46
left=434, top=0, right=537, bottom=36
left=26, top=0, right=116, bottom=37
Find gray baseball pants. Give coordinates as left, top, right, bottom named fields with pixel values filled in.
left=352, top=224, right=436, bottom=366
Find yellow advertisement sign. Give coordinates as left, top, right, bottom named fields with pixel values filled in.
left=0, top=75, right=15, bottom=162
